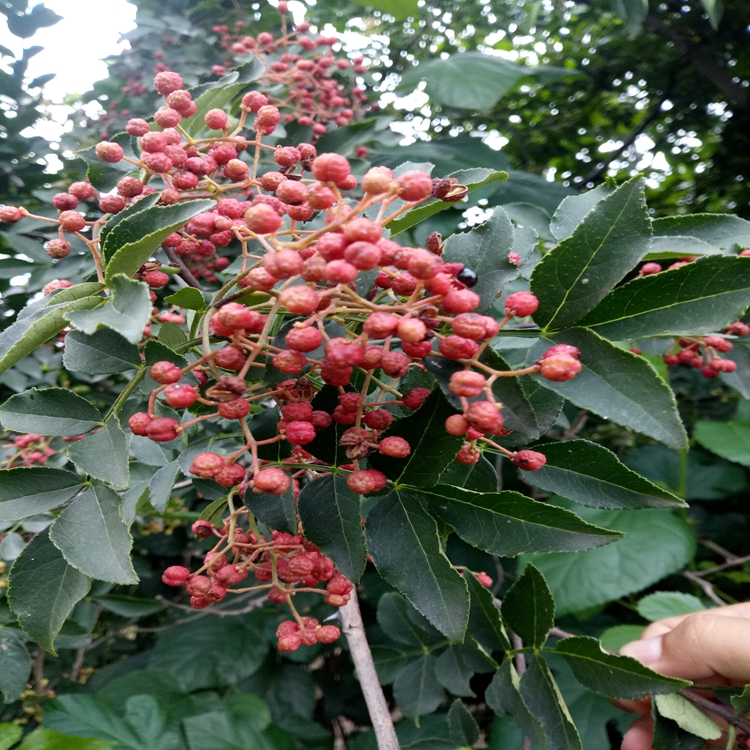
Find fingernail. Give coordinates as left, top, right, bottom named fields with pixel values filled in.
left=620, top=636, right=662, bottom=665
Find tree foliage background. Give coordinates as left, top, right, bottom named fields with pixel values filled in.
left=0, top=0, right=749, bottom=749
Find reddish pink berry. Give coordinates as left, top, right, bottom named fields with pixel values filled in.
left=445, top=414, right=470, bottom=436
left=162, top=566, right=191, bottom=586
left=379, top=436, right=411, bottom=458
left=45, top=239, right=71, bottom=259
left=215, top=345, right=246, bottom=370
left=439, top=335, right=479, bottom=360
left=402, top=388, right=431, bottom=410
left=279, top=285, right=319, bottom=315
left=99, top=194, right=126, bottom=213
left=504, top=292, right=539, bottom=318
left=441, top=290, right=480, bottom=314
left=639, top=262, right=662, bottom=276
left=128, top=412, right=152, bottom=436
left=541, top=344, right=580, bottom=360
left=190, top=452, right=225, bottom=478
left=286, top=327, right=323, bottom=352
left=205, top=108, right=228, bottom=130
left=59, top=211, right=86, bottom=233
left=475, top=572, right=493, bottom=588
left=397, top=170, right=433, bottom=201
left=143, top=270, right=170, bottom=288
left=312, top=153, right=351, bottom=187
left=254, top=467, right=291, bottom=495
left=347, top=469, right=387, bottom=494
left=150, top=361, right=182, bottom=384
left=273, top=350, right=308, bottom=374
left=285, top=421, right=316, bottom=445
left=163, top=383, right=198, bottom=408
left=381, top=350, right=410, bottom=377
left=397, top=318, right=427, bottom=344
left=68, top=182, right=95, bottom=200
left=513, top=450, right=547, bottom=471
left=316, top=625, right=341, bottom=644
left=146, top=417, right=180, bottom=442
left=52, top=193, right=78, bottom=211
left=263, top=249, right=303, bottom=279
left=466, top=401, right=504, bottom=433
left=245, top=204, right=282, bottom=234
left=540, top=355, right=582, bottom=382
left=449, top=370, right=486, bottom=397
left=218, top=399, right=251, bottom=420
left=127, top=117, right=152, bottom=135
left=154, top=71, right=184, bottom=95
left=95, top=141, right=124, bottom=163
left=456, top=444, right=480, bottom=465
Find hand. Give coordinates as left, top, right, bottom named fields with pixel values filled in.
left=617, top=602, right=750, bottom=750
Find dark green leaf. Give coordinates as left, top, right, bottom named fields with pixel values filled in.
left=393, top=655, right=445, bottom=719
left=63, top=329, right=141, bottom=375
left=377, top=592, right=437, bottom=647
left=501, top=564, right=554, bottom=650
left=389, top=169, right=508, bottom=237
left=0, top=388, right=102, bottom=436
left=464, top=571, right=510, bottom=652
left=103, top=200, right=214, bottom=281
left=149, top=617, right=268, bottom=690
left=637, top=592, right=705, bottom=621
left=245, top=486, right=297, bottom=535
left=651, top=213, right=750, bottom=253
left=66, top=275, right=152, bottom=345
left=419, top=484, right=622, bottom=556
left=0, top=287, right=104, bottom=376
left=442, top=208, right=516, bottom=314
left=93, top=595, right=164, bottom=618
left=99, top=193, right=160, bottom=252
left=578, top=256, right=750, bottom=339
left=524, top=440, right=685, bottom=509
left=365, top=489, right=469, bottom=641
left=372, top=646, right=412, bottom=686
left=554, top=635, right=689, bottom=698
left=157, top=321, right=187, bottom=349
left=549, top=185, right=612, bottom=243
left=20, top=728, right=113, bottom=750
left=49, top=484, right=138, bottom=585
left=651, top=706, right=706, bottom=750
left=144, top=340, right=187, bottom=367
left=399, top=51, right=574, bottom=111
left=369, top=390, right=463, bottom=488
left=693, top=419, right=750, bottom=466
left=67, top=419, right=129, bottom=489
left=440, top=455, right=497, bottom=492
left=520, top=656, right=582, bottom=750
left=148, top=461, right=181, bottom=513
left=298, top=474, right=366, bottom=583
left=523, top=503, right=696, bottom=615
left=612, top=0, right=648, bottom=36
left=528, top=329, right=687, bottom=450
left=731, top=685, right=750, bottom=717
left=0, top=628, right=31, bottom=703
left=0, top=468, right=85, bottom=522
left=8, top=529, right=90, bottom=654
left=435, top=646, right=476, bottom=697
left=163, top=287, right=207, bottom=311
left=486, top=660, right=546, bottom=745
left=448, top=699, right=480, bottom=747
left=653, top=694, right=721, bottom=740
left=531, top=177, right=651, bottom=331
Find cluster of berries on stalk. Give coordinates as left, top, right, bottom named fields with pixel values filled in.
left=662, top=330, right=747, bottom=378
left=0, top=433, right=56, bottom=468
left=162, top=515, right=348, bottom=650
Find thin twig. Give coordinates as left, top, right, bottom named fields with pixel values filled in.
left=162, top=246, right=205, bottom=290
left=341, top=588, right=400, bottom=750
left=694, top=554, right=750, bottom=578
left=510, top=632, right=531, bottom=750
left=683, top=570, right=726, bottom=606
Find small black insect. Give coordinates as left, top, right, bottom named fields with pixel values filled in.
left=456, top=266, right=478, bottom=288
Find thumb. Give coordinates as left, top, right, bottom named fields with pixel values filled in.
left=620, top=614, right=750, bottom=682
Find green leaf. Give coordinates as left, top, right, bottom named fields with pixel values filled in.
left=653, top=694, right=722, bottom=740
left=440, top=455, right=498, bottom=492
left=49, top=484, right=138, bottom=585
left=245, top=486, right=297, bottom=535
left=66, top=275, right=152, bottom=345
left=0, top=628, right=31, bottom=703
left=350, top=0, right=418, bottom=20
left=578, top=256, right=750, bottom=339
left=377, top=592, right=441, bottom=648
left=0, top=388, right=102, bottom=436
left=501, top=564, right=554, bottom=650
left=442, top=207, right=517, bottom=314
left=369, top=390, right=463, bottom=488
left=0, top=724, right=22, bottom=750
left=550, top=185, right=612, bottom=243
left=393, top=655, right=445, bottom=719
left=365, top=489, right=469, bottom=641
left=297, top=474, right=366, bottom=583
left=694, top=419, right=750, bottom=466
left=399, top=51, right=574, bottom=111
left=103, top=200, right=214, bottom=281
left=486, top=660, right=546, bottom=745
left=523, top=440, right=685, bottom=510
left=149, top=617, right=268, bottom=690
left=157, top=321, right=187, bottom=350
left=531, top=176, right=651, bottom=331
left=523, top=504, right=696, bottom=615
left=650, top=214, right=750, bottom=256
left=637, top=592, right=706, bottom=621
left=182, top=60, right=265, bottom=137
left=18, top=728, right=112, bottom=750
left=372, top=646, right=411, bottom=685
left=0, top=468, right=85, bottom=522
left=388, top=168, right=509, bottom=237
left=0, top=287, right=104, bottom=376
left=144, top=340, right=187, bottom=367
left=67, top=419, right=129, bottom=489
left=448, top=699, right=480, bottom=747
left=93, top=595, right=164, bottom=618
left=731, top=685, right=750, bottom=717
left=418, top=484, right=622, bottom=556
left=435, top=646, right=476, bottom=697
left=63, top=329, right=141, bottom=375
left=651, top=706, right=706, bottom=750
left=465, top=571, right=511, bottom=652
left=99, top=193, right=161, bottom=252
left=528, top=329, right=687, bottom=451
left=520, top=655, right=582, bottom=750
left=554, top=635, right=689, bottom=699
left=148, top=461, right=181, bottom=513
left=612, top=0, right=648, bottom=36
left=163, top=287, right=207, bottom=311
left=8, top=529, right=90, bottom=654
left=599, top=625, right=646, bottom=653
